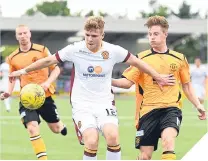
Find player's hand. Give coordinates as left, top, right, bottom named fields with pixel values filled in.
left=41, top=82, right=50, bottom=91
left=0, top=92, right=10, bottom=100
left=9, top=69, right=27, bottom=82
left=196, top=104, right=207, bottom=120
left=156, top=74, right=176, bottom=90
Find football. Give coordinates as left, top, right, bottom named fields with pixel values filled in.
left=20, top=83, right=45, bottom=110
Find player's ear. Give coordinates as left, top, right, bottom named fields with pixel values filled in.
left=28, top=30, right=32, bottom=38
left=15, top=33, right=19, bottom=41
left=102, top=32, right=105, bottom=39
left=164, top=30, right=168, bottom=37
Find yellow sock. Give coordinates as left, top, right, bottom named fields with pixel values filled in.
left=30, top=135, right=47, bottom=160
left=161, top=151, right=176, bottom=160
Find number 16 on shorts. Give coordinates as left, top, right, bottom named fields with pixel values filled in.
left=106, top=108, right=117, bottom=116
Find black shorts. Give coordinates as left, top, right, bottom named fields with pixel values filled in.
left=19, top=96, right=60, bottom=128
left=135, top=107, right=182, bottom=151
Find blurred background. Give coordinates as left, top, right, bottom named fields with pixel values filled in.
left=0, top=0, right=207, bottom=160
left=0, top=0, right=207, bottom=94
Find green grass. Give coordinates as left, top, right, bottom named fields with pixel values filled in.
left=0, top=96, right=207, bottom=160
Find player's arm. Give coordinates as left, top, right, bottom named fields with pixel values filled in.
left=112, top=65, right=139, bottom=89
left=9, top=55, right=59, bottom=78
left=182, top=82, right=201, bottom=108
left=125, top=54, right=175, bottom=87
left=8, top=79, right=16, bottom=95
left=45, top=66, right=60, bottom=85
left=112, top=78, right=134, bottom=89
left=180, top=57, right=206, bottom=120
left=27, top=55, right=58, bottom=73
left=0, top=79, right=16, bottom=100
left=42, top=47, right=61, bottom=86
left=9, top=44, right=75, bottom=78
left=0, top=61, right=16, bottom=100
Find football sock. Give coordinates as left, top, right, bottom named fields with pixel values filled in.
left=161, top=151, right=176, bottom=160
left=30, top=135, right=47, bottom=160
left=106, top=144, right=121, bottom=160
left=61, top=125, right=67, bottom=136
left=83, top=147, right=97, bottom=160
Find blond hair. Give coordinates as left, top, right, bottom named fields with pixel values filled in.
left=84, top=16, right=105, bottom=32
left=16, top=24, right=30, bottom=32
left=145, top=15, right=169, bottom=32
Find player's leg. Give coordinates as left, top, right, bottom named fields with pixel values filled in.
left=72, top=106, right=99, bottom=160
left=97, top=105, right=121, bottom=160
left=139, top=146, right=154, bottom=160
left=19, top=103, right=47, bottom=160
left=135, top=109, right=161, bottom=160
left=82, top=128, right=99, bottom=160
left=102, top=124, right=121, bottom=160
left=159, top=107, right=182, bottom=160
left=161, top=127, right=177, bottom=160
left=4, top=97, right=11, bottom=112
left=39, top=96, right=67, bottom=136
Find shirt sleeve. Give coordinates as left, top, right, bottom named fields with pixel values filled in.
left=122, top=66, right=140, bottom=84
left=43, top=47, right=57, bottom=71
left=179, top=56, right=191, bottom=84
left=7, top=56, right=16, bottom=73
left=113, top=45, right=131, bottom=64
left=55, top=44, right=76, bottom=63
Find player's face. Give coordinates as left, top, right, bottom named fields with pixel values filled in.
left=195, top=58, right=201, bottom=67
left=85, top=29, right=104, bottom=52
left=16, top=26, right=31, bottom=46
left=148, top=25, right=167, bottom=48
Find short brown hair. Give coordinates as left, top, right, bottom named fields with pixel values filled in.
left=145, top=15, right=169, bottom=31
left=84, top=16, right=105, bottom=32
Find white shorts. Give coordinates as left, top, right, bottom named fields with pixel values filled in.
left=192, top=84, right=206, bottom=100
left=72, top=102, right=118, bottom=145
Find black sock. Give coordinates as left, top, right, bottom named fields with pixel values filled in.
left=61, top=125, right=67, bottom=136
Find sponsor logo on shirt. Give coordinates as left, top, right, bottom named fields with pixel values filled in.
left=83, top=66, right=105, bottom=77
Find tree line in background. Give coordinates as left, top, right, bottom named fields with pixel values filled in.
left=1, top=0, right=207, bottom=63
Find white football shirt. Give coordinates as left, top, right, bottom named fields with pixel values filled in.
left=191, top=66, right=208, bottom=86
left=56, top=41, right=130, bottom=104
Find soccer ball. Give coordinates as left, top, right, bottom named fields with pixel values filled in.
left=20, top=83, right=45, bottom=110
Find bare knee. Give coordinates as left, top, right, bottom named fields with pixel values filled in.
left=83, top=128, right=99, bottom=150
left=105, top=132, right=119, bottom=146
left=140, top=152, right=152, bottom=160
left=139, top=146, right=154, bottom=160
left=161, top=128, right=177, bottom=151
left=26, top=121, right=39, bottom=136
left=103, top=124, right=119, bottom=146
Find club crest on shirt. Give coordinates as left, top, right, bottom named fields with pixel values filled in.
left=101, top=51, right=109, bottom=59
left=32, top=57, right=38, bottom=62
left=170, top=63, right=178, bottom=72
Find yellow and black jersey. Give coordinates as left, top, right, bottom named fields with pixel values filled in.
left=8, top=43, right=57, bottom=97
left=123, top=48, right=190, bottom=123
